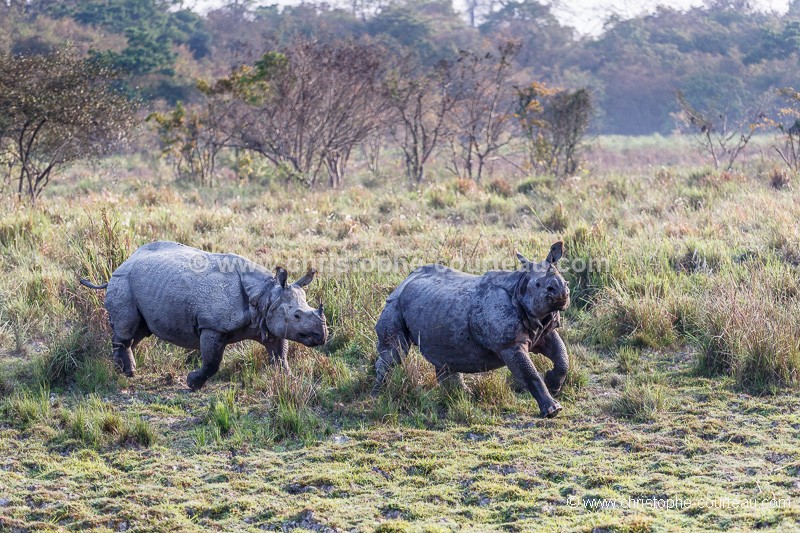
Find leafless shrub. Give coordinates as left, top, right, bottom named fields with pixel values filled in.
left=0, top=49, right=135, bottom=202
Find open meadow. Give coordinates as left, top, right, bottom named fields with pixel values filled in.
left=1, top=140, right=800, bottom=532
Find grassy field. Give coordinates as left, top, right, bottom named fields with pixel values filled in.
left=1, top=142, right=800, bottom=531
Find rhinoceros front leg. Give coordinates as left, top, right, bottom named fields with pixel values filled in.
left=499, top=346, right=562, bottom=418
left=187, top=329, right=228, bottom=391
left=263, top=337, right=290, bottom=373
left=533, top=331, right=569, bottom=397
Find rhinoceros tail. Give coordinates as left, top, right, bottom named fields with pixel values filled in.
left=80, top=279, right=109, bottom=290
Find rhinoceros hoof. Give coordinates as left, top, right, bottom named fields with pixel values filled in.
left=112, top=358, right=135, bottom=378
left=186, top=371, right=207, bottom=391
left=542, top=401, right=562, bottom=418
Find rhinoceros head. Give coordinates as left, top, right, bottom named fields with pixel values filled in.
left=257, top=267, right=328, bottom=347
left=515, top=242, right=570, bottom=318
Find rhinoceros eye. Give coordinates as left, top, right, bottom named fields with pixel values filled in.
left=535, top=281, right=541, bottom=288
left=294, top=312, right=302, bottom=320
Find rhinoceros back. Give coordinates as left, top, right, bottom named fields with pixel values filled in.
left=388, top=265, right=487, bottom=362
left=110, top=242, right=267, bottom=347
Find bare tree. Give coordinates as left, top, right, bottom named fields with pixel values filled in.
left=542, top=88, right=593, bottom=177
left=770, top=87, right=800, bottom=173
left=318, top=44, right=388, bottom=188
left=514, top=82, right=593, bottom=178
left=447, top=41, right=519, bottom=182
left=359, top=133, right=385, bottom=178
left=0, top=50, right=135, bottom=202
left=211, top=39, right=387, bottom=188
left=384, top=58, right=457, bottom=184
left=675, top=89, right=766, bottom=172
left=148, top=99, right=233, bottom=187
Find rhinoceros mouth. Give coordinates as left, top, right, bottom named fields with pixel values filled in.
left=299, top=331, right=327, bottom=347
left=551, top=297, right=570, bottom=311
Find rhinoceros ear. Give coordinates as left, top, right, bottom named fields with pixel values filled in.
left=516, top=250, right=533, bottom=271
left=275, top=266, right=288, bottom=289
left=294, top=268, right=317, bottom=288
left=545, top=241, right=564, bottom=265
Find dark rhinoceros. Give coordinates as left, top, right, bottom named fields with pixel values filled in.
left=373, top=242, right=570, bottom=418
left=81, top=241, right=328, bottom=390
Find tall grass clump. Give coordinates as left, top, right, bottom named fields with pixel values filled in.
left=69, top=208, right=135, bottom=339
left=2, top=386, right=50, bottom=429
left=616, top=346, right=640, bottom=374
left=609, top=375, right=669, bottom=422
left=120, top=415, right=157, bottom=447
left=694, top=271, right=800, bottom=393
left=70, top=208, right=134, bottom=284
left=207, top=387, right=240, bottom=437
left=63, top=396, right=156, bottom=448
left=562, top=223, right=612, bottom=307
left=38, top=329, right=112, bottom=390
left=0, top=207, right=50, bottom=249
left=443, top=387, right=487, bottom=425
left=588, top=286, right=676, bottom=348
left=39, top=329, right=89, bottom=387
left=561, top=345, right=590, bottom=399
left=374, top=351, right=438, bottom=426
left=264, top=371, right=324, bottom=441
left=68, top=402, right=103, bottom=447
left=470, top=370, right=516, bottom=413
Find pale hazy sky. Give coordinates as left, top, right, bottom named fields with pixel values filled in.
left=187, top=0, right=791, bottom=36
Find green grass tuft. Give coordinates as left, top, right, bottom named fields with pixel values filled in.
left=609, top=376, right=669, bottom=422
left=617, top=346, right=640, bottom=374
left=264, top=372, right=325, bottom=441
left=121, top=415, right=157, bottom=447
left=2, top=385, right=50, bottom=429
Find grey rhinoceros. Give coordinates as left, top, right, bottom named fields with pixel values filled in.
left=80, top=241, right=328, bottom=390
left=373, top=242, right=570, bottom=418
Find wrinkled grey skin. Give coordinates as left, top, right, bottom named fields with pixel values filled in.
left=81, top=241, right=328, bottom=390
left=373, top=242, right=570, bottom=418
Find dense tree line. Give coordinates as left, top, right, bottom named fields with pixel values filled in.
left=3, top=0, right=800, bottom=135
left=3, top=0, right=800, bottom=196
left=147, top=38, right=591, bottom=188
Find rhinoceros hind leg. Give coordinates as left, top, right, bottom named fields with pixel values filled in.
left=111, top=335, right=136, bottom=377
left=435, top=366, right=468, bottom=394
left=187, top=329, right=228, bottom=391
left=131, top=324, right=151, bottom=351
left=110, top=323, right=149, bottom=378
left=107, top=300, right=148, bottom=378
left=499, top=347, right=562, bottom=418
left=372, top=311, right=410, bottom=396
left=372, top=337, right=410, bottom=396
